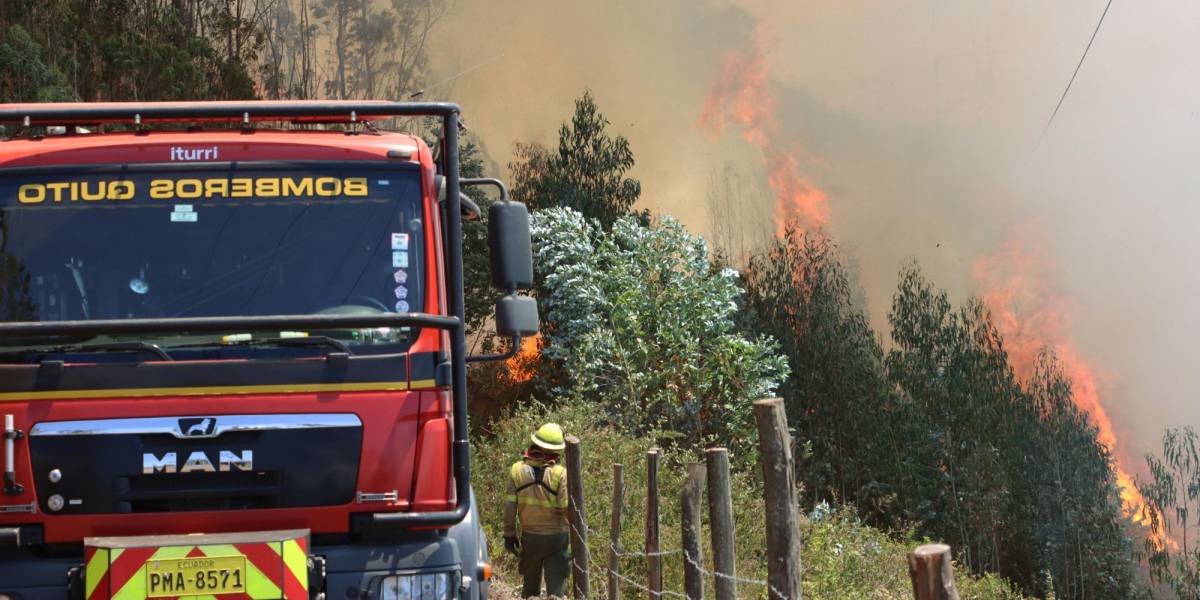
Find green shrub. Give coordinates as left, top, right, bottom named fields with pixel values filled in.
left=530, top=208, right=788, bottom=457
left=472, top=403, right=1028, bottom=599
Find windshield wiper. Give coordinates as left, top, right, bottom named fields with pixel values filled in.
left=248, top=335, right=352, bottom=355
left=167, top=335, right=352, bottom=356
left=0, top=341, right=173, bottom=362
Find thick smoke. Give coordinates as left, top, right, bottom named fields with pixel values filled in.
left=428, top=0, right=1200, bottom=469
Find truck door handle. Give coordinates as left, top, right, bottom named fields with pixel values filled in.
left=4, top=415, right=24, bottom=496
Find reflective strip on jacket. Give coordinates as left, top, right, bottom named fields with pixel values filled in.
left=503, top=459, right=569, bottom=536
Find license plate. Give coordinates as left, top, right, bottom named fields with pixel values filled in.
left=145, top=555, right=247, bottom=597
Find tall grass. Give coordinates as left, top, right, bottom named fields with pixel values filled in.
left=472, top=402, right=1026, bottom=599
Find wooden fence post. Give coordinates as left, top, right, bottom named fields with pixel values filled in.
left=705, top=448, right=737, bottom=600
left=682, top=462, right=706, bottom=600
left=566, top=435, right=590, bottom=599
left=754, top=399, right=802, bottom=600
left=907, top=544, right=961, bottom=600
left=646, top=448, right=662, bottom=600
left=609, top=464, right=624, bottom=600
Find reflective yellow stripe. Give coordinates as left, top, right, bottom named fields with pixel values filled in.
left=106, top=542, right=284, bottom=600
left=503, top=494, right=517, bottom=502
left=112, top=545, right=191, bottom=600
left=0, top=380, right=437, bottom=402
left=192, top=543, right=281, bottom=599
left=250, top=543, right=285, bottom=599
left=515, top=496, right=561, bottom=508
left=85, top=548, right=110, bottom=599
left=281, top=539, right=308, bottom=594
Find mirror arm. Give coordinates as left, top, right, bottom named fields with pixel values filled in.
left=461, top=177, right=509, bottom=202
left=459, top=192, right=481, bottom=221
left=466, top=334, right=522, bottom=364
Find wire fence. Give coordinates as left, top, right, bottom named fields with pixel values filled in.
left=566, top=502, right=786, bottom=599
left=544, top=398, right=964, bottom=600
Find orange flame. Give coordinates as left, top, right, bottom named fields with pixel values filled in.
left=699, top=27, right=829, bottom=235
left=503, top=334, right=541, bottom=384
left=971, top=228, right=1160, bottom=541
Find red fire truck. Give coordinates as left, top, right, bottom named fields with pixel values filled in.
left=0, top=101, right=538, bottom=600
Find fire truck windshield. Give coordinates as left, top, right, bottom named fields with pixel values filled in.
left=0, top=164, right=426, bottom=352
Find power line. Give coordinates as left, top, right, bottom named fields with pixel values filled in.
left=408, top=53, right=506, bottom=99
left=1034, top=0, right=1115, bottom=153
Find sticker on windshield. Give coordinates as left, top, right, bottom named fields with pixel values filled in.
left=393, top=269, right=407, bottom=284
left=390, top=233, right=409, bottom=250
left=170, top=205, right=197, bottom=222
left=392, top=251, right=409, bottom=268
left=395, top=285, right=408, bottom=299
left=395, top=300, right=410, bottom=313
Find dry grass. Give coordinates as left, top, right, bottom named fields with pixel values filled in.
left=474, top=402, right=1026, bottom=600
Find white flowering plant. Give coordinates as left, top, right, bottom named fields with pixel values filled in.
left=531, top=207, right=788, bottom=454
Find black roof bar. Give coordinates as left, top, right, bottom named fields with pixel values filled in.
left=0, top=101, right=460, bottom=126
left=0, top=313, right=459, bottom=338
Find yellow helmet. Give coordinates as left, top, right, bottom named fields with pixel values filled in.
left=531, top=422, right=566, bottom=451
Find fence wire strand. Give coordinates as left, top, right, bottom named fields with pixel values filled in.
left=566, top=501, right=790, bottom=599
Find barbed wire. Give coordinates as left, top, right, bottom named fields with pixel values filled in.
left=679, top=544, right=787, bottom=599
left=564, top=502, right=791, bottom=600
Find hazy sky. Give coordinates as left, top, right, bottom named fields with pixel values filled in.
left=428, top=0, right=1200, bottom=467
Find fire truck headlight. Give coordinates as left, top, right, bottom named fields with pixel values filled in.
left=380, top=572, right=452, bottom=600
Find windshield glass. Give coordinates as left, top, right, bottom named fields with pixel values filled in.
left=0, top=163, right=426, bottom=354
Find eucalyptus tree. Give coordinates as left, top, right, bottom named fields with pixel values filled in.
left=531, top=207, right=787, bottom=455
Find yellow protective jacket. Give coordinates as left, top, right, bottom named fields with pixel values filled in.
left=503, top=458, right=569, bottom=536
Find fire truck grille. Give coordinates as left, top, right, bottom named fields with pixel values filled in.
left=118, top=471, right=284, bottom=512
left=28, top=413, right=363, bottom=515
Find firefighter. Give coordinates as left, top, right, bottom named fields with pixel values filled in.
left=503, top=422, right=571, bottom=599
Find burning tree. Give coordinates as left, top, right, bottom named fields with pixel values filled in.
left=1138, top=426, right=1200, bottom=597
left=885, top=264, right=1137, bottom=597
left=740, top=226, right=896, bottom=515
left=742, top=241, right=1138, bottom=598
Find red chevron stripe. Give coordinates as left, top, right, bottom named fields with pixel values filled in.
left=86, top=571, right=110, bottom=600
left=281, top=537, right=309, bottom=600
left=85, top=547, right=111, bottom=600
left=281, top=556, right=306, bottom=600
left=108, top=546, right=159, bottom=588
left=234, top=543, right=283, bottom=587
left=195, top=546, right=252, bottom=600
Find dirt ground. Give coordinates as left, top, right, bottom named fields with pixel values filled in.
left=487, top=578, right=567, bottom=600
left=488, top=579, right=522, bottom=600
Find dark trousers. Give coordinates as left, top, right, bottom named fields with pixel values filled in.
left=519, top=532, right=570, bottom=598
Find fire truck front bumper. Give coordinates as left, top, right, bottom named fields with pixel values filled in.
left=0, top=530, right=481, bottom=600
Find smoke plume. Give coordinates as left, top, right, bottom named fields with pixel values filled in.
left=429, top=0, right=1200, bottom=487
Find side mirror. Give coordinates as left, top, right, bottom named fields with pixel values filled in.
left=487, top=200, right=533, bottom=290
left=463, top=177, right=541, bottom=365
left=467, top=295, right=539, bottom=364
left=495, top=295, right=539, bottom=338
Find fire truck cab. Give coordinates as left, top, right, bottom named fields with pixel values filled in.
left=0, top=101, right=537, bottom=600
